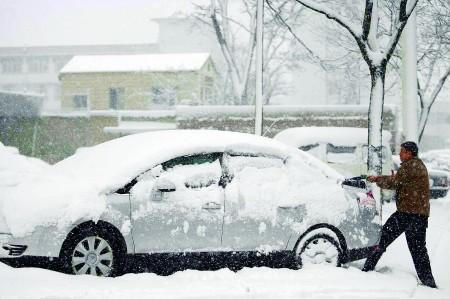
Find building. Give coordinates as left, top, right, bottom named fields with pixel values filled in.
left=0, top=44, right=157, bottom=112
left=59, top=52, right=217, bottom=111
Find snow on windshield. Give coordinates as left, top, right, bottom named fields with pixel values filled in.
left=0, top=142, right=49, bottom=188
left=0, top=143, right=51, bottom=233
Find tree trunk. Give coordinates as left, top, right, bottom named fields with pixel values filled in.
left=367, top=65, right=386, bottom=176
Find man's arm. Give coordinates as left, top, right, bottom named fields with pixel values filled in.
left=368, top=170, right=397, bottom=190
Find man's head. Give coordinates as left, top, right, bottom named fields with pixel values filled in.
left=400, top=141, right=418, bottom=162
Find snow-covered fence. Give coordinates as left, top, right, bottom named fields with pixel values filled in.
left=0, top=104, right=399, bottom=163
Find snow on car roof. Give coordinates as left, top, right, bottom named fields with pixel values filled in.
left=274, top=127, right=392, bottom=148
left=54, top=130, right=294, bottom=193
left=60, top=53, right=210, bottom=74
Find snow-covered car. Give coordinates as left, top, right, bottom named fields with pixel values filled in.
left=393, top=155, right=449, bottom=199
left=0, top=130, right=381, bottom=277
left=273, top=127, right=394, bottom=177
left=421, top=150, right=450, bottom=197
left=274, top=127, right=394, bottom=201
left=421, top=149, right=450, bottom=173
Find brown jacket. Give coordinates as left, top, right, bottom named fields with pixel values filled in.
left=376, top=157, right=430, bottom=216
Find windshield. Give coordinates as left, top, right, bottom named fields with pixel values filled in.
left=326, top=144, right=357, bottom=164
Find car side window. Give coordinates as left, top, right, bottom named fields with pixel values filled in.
left=299, top=143, right=319, bottom=152
left=223, top=153, right=287, bottom=213
left=130, top=153, right=223, bottom=201
left=162, top=153, right=222, bottom=171
left=224, top=153, right=284, bottom=178
left=160, top=154, right=223, bottom=189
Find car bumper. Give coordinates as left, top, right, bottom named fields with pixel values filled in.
left=430, top=188, right=449, bottom=199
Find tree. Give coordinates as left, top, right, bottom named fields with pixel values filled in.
left=193, top=0, right=310, bottom=105
left=300, top=0, right=449, bottom=141
left=269, top=0, right=418, bottom=175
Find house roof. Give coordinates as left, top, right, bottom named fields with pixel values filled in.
left=60, top=52, right=211, bottom=74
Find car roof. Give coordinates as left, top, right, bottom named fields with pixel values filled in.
left=53, top=130, right=293, bottom=193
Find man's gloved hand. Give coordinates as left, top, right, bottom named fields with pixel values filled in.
left=367, top=176, right=380, bottom=182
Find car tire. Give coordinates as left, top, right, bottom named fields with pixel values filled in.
left=295, top=234, right=342, bottom=268
left=60, top=224, right=126, bottom=277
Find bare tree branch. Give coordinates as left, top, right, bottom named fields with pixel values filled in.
left=265, top=0, right=329, bottom=70
left=418, top=66, right=450, bottom=140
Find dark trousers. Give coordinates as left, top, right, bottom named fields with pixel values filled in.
left=362, top=211, right=436, bottom=287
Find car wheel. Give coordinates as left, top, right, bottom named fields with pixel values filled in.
left=295, top=234, right=341, bottom=268
left=60, top=225, right=125, bottom=277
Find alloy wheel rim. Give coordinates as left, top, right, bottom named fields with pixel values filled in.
left=71, top=236, right=114, bottom=276
left=299, top=237, right=339, bottom=266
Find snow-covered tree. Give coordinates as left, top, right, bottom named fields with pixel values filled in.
left=301, top=0, right=449, bottom=141
left=193, top=0, right=310, bottom=105
left=270, top=0, right=419, bottom=175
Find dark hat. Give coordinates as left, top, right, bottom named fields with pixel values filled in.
left=401, top=141, right=419, bottom=157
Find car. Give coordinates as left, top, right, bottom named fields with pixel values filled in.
left=273, top=127, right=394, bottom=177
left=0, top=130, right=381, bottom=277
left=274, top=127, right=394, bottom=201
left=421, top=149, right=450, bottom=173
left=392, top=155, right=449, bottom=199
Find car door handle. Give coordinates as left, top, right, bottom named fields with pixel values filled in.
left=202, top=202, right=222, bottom=210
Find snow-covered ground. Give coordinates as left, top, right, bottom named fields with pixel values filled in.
left=1, top=197, right=448, bottom=299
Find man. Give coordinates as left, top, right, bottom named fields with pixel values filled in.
left=362, top=141, right=437, bottom=288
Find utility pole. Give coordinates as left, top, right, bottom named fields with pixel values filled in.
left=254, top=0, right=263, bottom=135
left=401, top=9, right=419, bottom=143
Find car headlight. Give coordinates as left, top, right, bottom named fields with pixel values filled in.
left=0, top=233, right=12, bottom=245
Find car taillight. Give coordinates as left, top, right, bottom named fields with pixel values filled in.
left=358, top=191, right=376, bottom=208
left=441, top=177, right=448, bottom=187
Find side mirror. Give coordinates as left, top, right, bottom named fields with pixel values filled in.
left=155, top=178, right=176, bottom=193
left=151, top=179, right=176, bottom=202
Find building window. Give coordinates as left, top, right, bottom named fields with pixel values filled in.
left=73, top=95, right=88, bottom=110
left=109, top=88, right=124, bottom=110
left=27, top=57, right=49, bottom=73
left=1, top=57, right=22, bottom=74
left=151, top=87, right=177, bottom=106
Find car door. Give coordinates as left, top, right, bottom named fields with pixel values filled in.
left=221, top=153, right=292, bottom=251
left=130, top=153, right=225, bottom=253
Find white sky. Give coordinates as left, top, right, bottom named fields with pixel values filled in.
left=0, top=0, right=208, bottom=47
